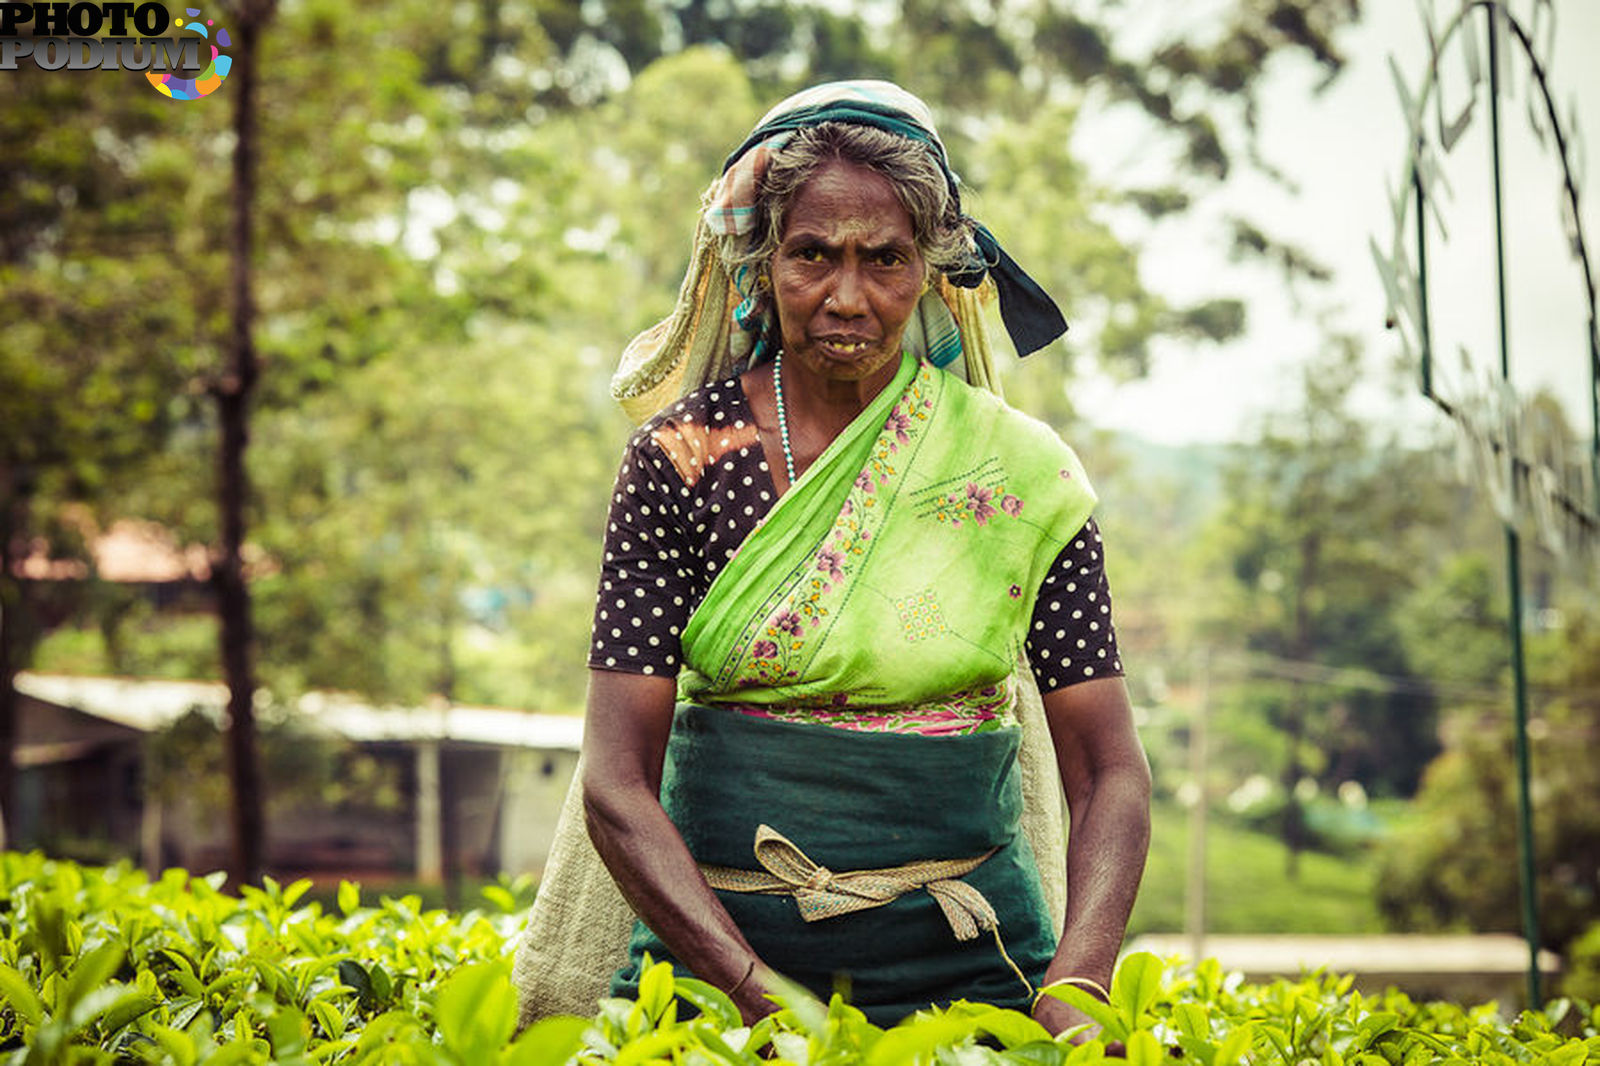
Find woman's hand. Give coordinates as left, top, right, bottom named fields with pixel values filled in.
left=1035, top=677, right=1150, bottom=1059
left=1032, top=995, right=1125, bottom=1056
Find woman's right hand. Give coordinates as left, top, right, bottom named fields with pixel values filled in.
left=580, top=670, right=780, bottom=1024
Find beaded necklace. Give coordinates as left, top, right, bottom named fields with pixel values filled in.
left=773, top=348, right=797, bottom=485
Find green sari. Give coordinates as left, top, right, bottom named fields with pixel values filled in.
left=614, top=351, right=1098, bottom=1022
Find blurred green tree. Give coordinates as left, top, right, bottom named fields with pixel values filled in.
left=0, top=54, right=212, bottom=841
left=1193, top=339, right=1450, bottom=875
left=1376, top=608, right=1600, bottom=953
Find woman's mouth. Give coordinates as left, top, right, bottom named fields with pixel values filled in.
left=818, top=338, right=875, bottom=357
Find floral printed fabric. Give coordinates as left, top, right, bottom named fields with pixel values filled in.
left=725, top=678, right=1015, bottom=735
left=673, top=351, right=1104, bottom=725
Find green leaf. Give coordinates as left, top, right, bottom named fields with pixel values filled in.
left=997, top=1040, right=1068, bottom=1064
left=66, top=984, right=146, bottom=1034
left=337, top=881, right=361, bottom=916
left=146, top=1023, right=199, bottom=1066
left=1124, top=1030, right=1163, bottom=1066
left=64, top=943, right=126, bottom=1011
left=482, top=885, right=518, bottom=913
left=1537, top=1041, right=1589, bottom=1066
left=434, top=961, right=517, bottom=1063
left=500, top=1015, right=589, bottom=1066
left=308, top=998, right=345, bottom=1040
left=1109, top=953, right=1163, bottom=1024
left=101, top=990, right=161, bottom=1035
left=613, top=1028, right=693, bottom=1066
left=1172, top=1002, right=1209, bottom=1040
left=969, top=1007, right=1052, bottom=1048
left=669, top=976, right=741, bottom=1029
left=1355, top=1012, right=1399, bottom=1047
left=265, top=1005, right=310, bottom=1057
left=369, top=964, right=394, bottom=1003
left=636, top=958, right=675, bottom=1023
left=1062, top=1040, right=1106, bottom=1064
left=0, top=963, right=44, bottom=1027
left=866, top=1014, right=979, bottom=1066
left=336, top=960, right=373, bottom=1004
left=1214, top=1024, right=1255, bottom=1066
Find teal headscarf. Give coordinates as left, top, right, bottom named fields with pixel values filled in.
left=704, top=80, right=1068, bottom=360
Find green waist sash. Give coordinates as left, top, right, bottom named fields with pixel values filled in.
left=612, top=704, right=1056, bottom=1024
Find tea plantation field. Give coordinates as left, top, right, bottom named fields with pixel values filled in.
left=1, top=853, right=1595, bottom=1064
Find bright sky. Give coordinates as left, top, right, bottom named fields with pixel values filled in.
left=1068, top=0, right=1600, bottom=447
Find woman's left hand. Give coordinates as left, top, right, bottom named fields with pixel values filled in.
left=1032, top=996, right=1125, bottom=1057
left=1030, top=998, right=1120, bottom=1043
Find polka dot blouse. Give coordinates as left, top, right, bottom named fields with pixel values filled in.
left=589, top=376, right=1123, bottom=693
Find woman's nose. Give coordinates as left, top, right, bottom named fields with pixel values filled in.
left=828, top=265, right=867, bottom=316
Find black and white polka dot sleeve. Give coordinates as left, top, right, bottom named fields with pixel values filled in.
left=587, top=433, right=699, bottom=677
left=1025, top=517, right=1124, bottom=694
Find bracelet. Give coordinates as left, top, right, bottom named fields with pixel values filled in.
left=725, top=960, right=756, bottom=998
left=1032, top=976, right=1111, bottom=1012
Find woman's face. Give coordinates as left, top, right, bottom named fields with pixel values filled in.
left=770, top=159, right=926, bottom=388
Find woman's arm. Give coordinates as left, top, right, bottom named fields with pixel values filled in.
left=581, top=668, right=780, bottom=1023
left=1030, top=676, right=1152, bottom=1041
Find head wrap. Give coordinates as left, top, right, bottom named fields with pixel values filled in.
left=611, top=80, right=1067, bottom=424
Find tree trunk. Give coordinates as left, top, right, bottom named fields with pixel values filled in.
left=0, top=470, right=36, bottom=847
left=1283, top=531, right=1323, bottom=881
left=0, top=494, right=20, bottom=847
left=216, top=0, right=273, bottom=888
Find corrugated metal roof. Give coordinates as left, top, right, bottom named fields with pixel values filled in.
left=15, top=673, right=583, bottom=751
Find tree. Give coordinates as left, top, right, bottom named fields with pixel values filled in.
left=1196, top=339, right=1449, bottom=873
left=0, top=54, right=211, bottom=842
left=1377, top=607, right=1600, bottom=952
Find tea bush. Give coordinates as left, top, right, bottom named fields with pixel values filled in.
left=1, top=853, right=1595, bottom=1065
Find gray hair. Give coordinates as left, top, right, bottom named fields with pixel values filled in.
left=716, top=122, right=976, bottom=283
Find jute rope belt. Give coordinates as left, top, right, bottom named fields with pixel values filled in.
left=700, top=823, right=1033, bottom=994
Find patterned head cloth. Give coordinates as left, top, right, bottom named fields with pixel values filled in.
left=610, top=80, right=1067, bottom=424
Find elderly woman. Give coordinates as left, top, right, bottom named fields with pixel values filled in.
left=514, top=81, right=1150, bottom=1037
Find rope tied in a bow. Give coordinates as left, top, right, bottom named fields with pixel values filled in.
left=700, top=824, right=998, bottom=940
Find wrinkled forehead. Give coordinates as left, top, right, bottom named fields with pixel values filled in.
left=781, top=163, right=917, bottom=245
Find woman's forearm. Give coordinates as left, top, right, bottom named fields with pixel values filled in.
left=582, top=775, right=776, bottom=1015
left=581, top=671, right=778, bottom=1021
left=1043, top=761, right=1152, bottom=988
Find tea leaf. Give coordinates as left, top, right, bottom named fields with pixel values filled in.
left=501, top=1015, right=589, bottom=1066
left=434, top=960, right=517, bottom=1063
left=0, top=963, right=44, bottom=1027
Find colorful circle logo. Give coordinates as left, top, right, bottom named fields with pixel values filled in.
left=147, top=7, right=231, bottom=100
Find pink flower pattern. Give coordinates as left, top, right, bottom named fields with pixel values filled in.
left=728, top=678, right=1017, bottom=735
left=815, top=548, right=845, bottom=583
left=929, top=480, right=1027, bottom=530
left=966, top=483, right=997, bottom=525
left=885, top=407, right=912, bottom=446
